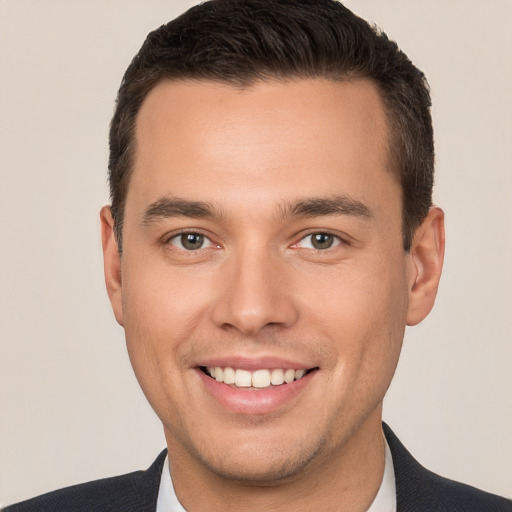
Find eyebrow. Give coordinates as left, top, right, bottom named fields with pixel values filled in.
left=141, top=194, right=372, bottom=225
left=142, top=197, right=225, bottom=224
left=278, top=195, right=373, bottom=221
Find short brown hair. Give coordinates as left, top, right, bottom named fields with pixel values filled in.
left=109, top=0, right=434, bottom=251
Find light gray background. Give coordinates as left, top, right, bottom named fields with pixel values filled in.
left=1, top=0, right=511, bottom=506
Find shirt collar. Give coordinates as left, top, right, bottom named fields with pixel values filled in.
left=366, top=436, right=397, bottom=512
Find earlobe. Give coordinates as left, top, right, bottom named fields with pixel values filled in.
left=100, top=206, right=124, bottom=326
left=406, top=207, right=445, bottom=326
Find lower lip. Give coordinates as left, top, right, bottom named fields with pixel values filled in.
left=197, top=369, right=316, bottom=415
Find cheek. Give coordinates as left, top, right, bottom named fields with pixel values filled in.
left=122, top=255, right=214, bottom=337
left=301, top=254, right=409, bottom=377
left=119, top=260, right=213, bottom=395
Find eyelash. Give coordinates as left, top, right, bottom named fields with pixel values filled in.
left=165, top=230, right=217, bottom=252
left=163, top=230, right=347, bottom=254
left=293, top=231, right=346, bottom=252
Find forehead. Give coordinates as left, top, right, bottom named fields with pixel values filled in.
left=129, top=78, right=397, bottom=215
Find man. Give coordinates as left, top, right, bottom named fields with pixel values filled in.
left=4, top=0, right=511, bottom=510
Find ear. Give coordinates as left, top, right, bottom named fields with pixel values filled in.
left=100, top=206, right=124, bottom=326
left=406, top=207, right=445, bottom=326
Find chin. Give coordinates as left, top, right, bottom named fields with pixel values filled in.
left=191, top=435, right=327, bottom=485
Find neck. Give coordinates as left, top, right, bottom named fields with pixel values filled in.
left=166, top=409, right=386, bottom=512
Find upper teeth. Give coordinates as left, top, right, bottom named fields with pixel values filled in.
left=206, top=367, right=307, bottom=388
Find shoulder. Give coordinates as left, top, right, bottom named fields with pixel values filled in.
left=383, top=424, right=512, bottom=512
left=2, top=450, right=167, bottom=512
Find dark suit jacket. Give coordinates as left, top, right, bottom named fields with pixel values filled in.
left=4, top=424, right=511, bottom=511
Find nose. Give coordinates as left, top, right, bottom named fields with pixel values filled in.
left=210, top=248, right=299, bottom=336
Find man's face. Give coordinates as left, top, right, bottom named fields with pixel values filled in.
left=106, top=78, right=418, bottom=481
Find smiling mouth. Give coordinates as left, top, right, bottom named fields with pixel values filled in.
left=200, top=366, right=317, bottom=389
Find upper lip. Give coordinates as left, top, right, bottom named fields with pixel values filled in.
left=196, top=355, right=316, bottom=371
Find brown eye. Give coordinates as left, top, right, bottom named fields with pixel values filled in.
left=170, top=233, right=211, bottom=251
left=311, top=233, right=334, bottom=249
left=297, top=233, right=341, bottom=250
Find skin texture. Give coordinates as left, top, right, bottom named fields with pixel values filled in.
left=101, top=78, right=444, bottom=511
